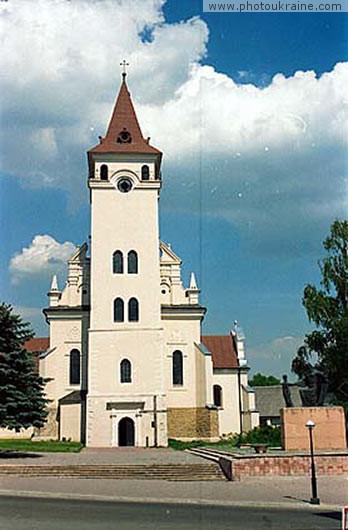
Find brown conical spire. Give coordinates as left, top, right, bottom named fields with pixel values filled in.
left=89, top=74, right=161, bottom=156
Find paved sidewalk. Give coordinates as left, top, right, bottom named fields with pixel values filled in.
left=0, top=474, right=346, bottom=510
left=0, top=448, right=346, bottom=509
left=0, top=447, right=202, bottom=466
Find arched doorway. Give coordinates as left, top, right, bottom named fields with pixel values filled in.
left=118, top=417, right=135, bottom=446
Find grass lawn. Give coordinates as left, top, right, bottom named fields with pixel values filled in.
left=0, top=439, right=83, bottom=453
left=168, top=439, right=239, bottom=451
left=168, top=426, right=282, bottom=451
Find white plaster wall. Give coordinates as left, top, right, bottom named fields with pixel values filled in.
left=195, top=343, right=208, bottom=406
left=89, top=186, right=161, bottom=330
left=241, top=382, right=259, bottom=431
left=204, top=354, right=214, bottom=405
left=212, top=371, right=241, bottom=435
left=40, top=317, right=86, bottom=401
left=87, top=393, right=167, bottom=447
left=60, top=403, right=81, bottom=441
left=87, top=161, right=164, bottom=446
left=162, top=317, right=203, bottom=408
left=87, top=329, right=163, bottom=396
left=87, top=328, right=165, bottom=445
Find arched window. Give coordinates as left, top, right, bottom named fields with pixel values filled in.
left=128, top=298, right=139, bottom=322
left=172, top=350, right=183, bottom=386
left=127, top=251, right=138, bottom=274
left=69, top=349, right=80, bottom=385
left=120, top=359, right=132, bottom=383
left=100, top=164, right=108, bottom=181
left=213, top=385, right=223, bottom=407
left=114, top=298, right=124, bottom=322
left=141, top=165, right=150, bottom=180
left=113, top=251, right=123, bottom=274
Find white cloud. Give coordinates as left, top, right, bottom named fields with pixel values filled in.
left=139, top=62, right=348, bottom=255
left=1, top=0, right=347, bottom=256
left=12, top=306, right=48, bottom=335
left=10, top=235, right=76, bottom=284
left=12, top=305, right=43, bottom=321
left=1, top=0, right=207, bottom=192
left=143, top=63, right=348, bottom=156
left=248, top=335, right=305, bottom=378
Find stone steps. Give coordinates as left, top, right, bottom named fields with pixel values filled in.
left=0, top=463, right=225, bottom=481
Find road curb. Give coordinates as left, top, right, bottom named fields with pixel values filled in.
left=0, top=488, right=343, bottom=512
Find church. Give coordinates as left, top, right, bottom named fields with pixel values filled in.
left=39, top=71, right=259, bottom=447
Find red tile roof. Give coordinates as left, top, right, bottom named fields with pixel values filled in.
left=89, top=77, right=161, bottom=156
left=201, top=335, right=239, bottom=369
left=24, top=338, right=49, bottom=353
left=24, top=338, right=49, bottom=374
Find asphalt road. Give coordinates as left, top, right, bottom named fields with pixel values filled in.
left=0, top=495, right=342, bottom=530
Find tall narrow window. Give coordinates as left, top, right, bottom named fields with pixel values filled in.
left=114, top=298, right=124, bottom=322
left=127, top=251, right=138, bottom=274
left=70, top=349, right=80, bottom=385
left=141, top=165, right=149, bottom=180
left=172, top=350, right=183, bottom=386
left=213, top=385, right=223, bottom=407
left=128, top=298, right=139, bottom=322
left=100, top=164, right=108, bottom=181
left=120, top=359, right=132, bottom=383
left=113, top=251, right=123, bottom=274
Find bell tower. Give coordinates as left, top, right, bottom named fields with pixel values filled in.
left=86, top=70, right=166, bottom=447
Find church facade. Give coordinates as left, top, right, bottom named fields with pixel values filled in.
left=39, top=74, right=258, bottom=447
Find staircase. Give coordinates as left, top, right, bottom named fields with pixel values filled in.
left=0, top=463, right=225, bottom=481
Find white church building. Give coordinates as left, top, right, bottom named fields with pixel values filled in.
left=39, top=73, right=258, bottom=447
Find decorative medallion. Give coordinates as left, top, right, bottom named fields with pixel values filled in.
left=117, top=128, right=132, bottom=144
left=68, top=326, right=80, bottom=341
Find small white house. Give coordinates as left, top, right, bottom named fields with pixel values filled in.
left=38, top=73, right=259, bottom=447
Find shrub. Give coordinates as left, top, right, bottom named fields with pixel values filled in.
left=237, top=425, right=281, bottom=447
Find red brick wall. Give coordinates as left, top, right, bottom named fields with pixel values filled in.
left=232, top=454, right=348, bottom=479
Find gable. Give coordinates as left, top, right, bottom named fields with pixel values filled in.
left=160, top=241, right=182, bottom=265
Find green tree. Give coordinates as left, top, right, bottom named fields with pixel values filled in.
left=249, top=372, right=281, bottom=386
left=292, top=220, right=348, bottom=408
left=0, top=303, right=49, bottom=431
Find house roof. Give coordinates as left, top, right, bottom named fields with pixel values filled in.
left=59, top=390, right=87, bottom=405
left=24, top=337, right=49, bottom=353
left=89, top=75, right=161, bottom=156
left=253, top=385, right=302, bottom=418
left=24, top=337, right=49, bottom=373
left=201, top=335, right=239, bottom=369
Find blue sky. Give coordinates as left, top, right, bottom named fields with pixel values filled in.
left=1, top=1, right=347, bottom=378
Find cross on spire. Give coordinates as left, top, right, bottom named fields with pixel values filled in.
left=120, top=59, right=129, bottom=80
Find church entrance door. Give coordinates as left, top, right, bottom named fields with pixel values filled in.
left=118, top=417, right=135, bottom=446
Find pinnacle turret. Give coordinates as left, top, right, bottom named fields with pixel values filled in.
left=48, top=274, right=61, bottom=307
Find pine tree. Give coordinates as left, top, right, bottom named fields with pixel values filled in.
left=0, top=303, right=48, bottom=431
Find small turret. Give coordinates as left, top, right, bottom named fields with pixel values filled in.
left=186, top=272, right=200, bottom=305
left=48, top=274, right=61, bottom=307
left=231, top=320, right=247, bottom=367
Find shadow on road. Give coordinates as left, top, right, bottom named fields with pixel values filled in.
left=0, top=451, right=43, bottom=459
left=314, top=511, right=342, bottom=521
left=283, top=495, right=310, bottom=503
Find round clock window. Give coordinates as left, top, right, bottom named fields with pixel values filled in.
left=117, top=178, right=133, bottom=193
